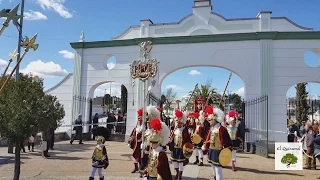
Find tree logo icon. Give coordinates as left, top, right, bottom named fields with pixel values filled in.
left=281, top=153, right=298, bottom=168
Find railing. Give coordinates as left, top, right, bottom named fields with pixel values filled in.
left=244, top=95, right=269, bottom=157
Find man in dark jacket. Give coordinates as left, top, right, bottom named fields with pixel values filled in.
left=92, top=113, right=99, bottom=140
left=42, top=128, right=51, bottom=158
left=70, top=114, right=83, bottom=144
left=49, top=127, right=55, bottom=150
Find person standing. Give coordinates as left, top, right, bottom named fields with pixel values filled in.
left=168, top=109, right=192, bottom=180
left=287, top=119, right=300, bottom=142
left=202, top=106, right=232, bottom=180
left=92, top=113, right=99, bottom=140
left=49, top=127, right=55, bottom=150
left=128, top=109, right=145, bottom=173
left=28, top=134, right=35, bottom=152
left=70, top=114, right=84, bottom=145
left=300, top=120, right=306, bottom=137
left=41, top=128, right=51, bottom=158
left=191, top=112, right=205, bottom=166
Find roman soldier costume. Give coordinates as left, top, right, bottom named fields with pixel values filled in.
left=192, top=111, right=206, bottom=166
left=202, top=106, right=232, bottom=180
left=226, top=110, right=243, bottom=171
left=128, top=108, right=145, bottom=173
left=168, top=109, right=192, bottom=180
left=89, top=136, right=109, bottom=180
left=187, top=112, right=195, bottom=135
left=143, top=118, right=172, bottom=180
left=140, top=106, right=161, bottom=176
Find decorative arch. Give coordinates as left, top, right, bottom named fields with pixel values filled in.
left=190, top=29, right=213, bottom=36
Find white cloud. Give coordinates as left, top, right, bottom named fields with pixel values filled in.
left=166, top=85, right=183, bottom=90
left=21, top=60, right=68, bottom=77
left=24, top=10, right=48, bottom=20
left=58, top=50, right=74, bottom=59
left=188, top=70, right=201, bottom=76
left=94, top=83, right=122, bottom=97
left=36, top=0, right=73, bottom=18
left=0, top=59, right=7, bottom=67
left=233, top=87, right=245, bottom=96
left=107, top=62, right=115, bottom=69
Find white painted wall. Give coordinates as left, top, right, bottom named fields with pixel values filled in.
left=45, top=73, right=74, bottom=135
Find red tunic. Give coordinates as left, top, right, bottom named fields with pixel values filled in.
left=205, top=125, right=232, bottom=150
left=157, top=151, right=173, bottom=180
left=195, top=126, right=206, bottom=139
left=128, top=128, right=142, bottom=161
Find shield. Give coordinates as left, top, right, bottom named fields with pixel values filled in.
left=219, top=148, right=232, bottom=167
left=183, top=142, right=193, bottom=159
left=192, top=134, right=202, bottom=144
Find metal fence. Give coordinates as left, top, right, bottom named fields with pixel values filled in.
left=244, top=95, right=269, bottom=158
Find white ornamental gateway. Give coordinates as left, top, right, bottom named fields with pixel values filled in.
left=45, top=0, right=320, bottom=154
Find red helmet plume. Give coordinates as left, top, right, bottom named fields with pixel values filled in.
left=137, top=109, right=143, bottom=117
left=205, top=106, right=214, bottom=115
left=228, top=110, right=237, bottom=118
left=193, top=112, right=200, bottom=118
left=175, top=110, right=183, bottom=118
left=150, top=118, right=162, bottom=133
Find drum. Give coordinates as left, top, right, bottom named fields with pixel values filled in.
left=183, top=142, right=193, bottom=159
left=219, top=148, right=232, bottom=167
left=192, top=134, right=202, bottom=144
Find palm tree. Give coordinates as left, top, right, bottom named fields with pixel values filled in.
left=189, top=78, right=221, bottom=107
left=176, top=99, right=181, bottom=109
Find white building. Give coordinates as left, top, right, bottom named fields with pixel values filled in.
left=45, top=0, right=320, bottom=144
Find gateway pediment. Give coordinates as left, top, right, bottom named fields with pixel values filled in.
left=112, top=0, right=312, bottom=40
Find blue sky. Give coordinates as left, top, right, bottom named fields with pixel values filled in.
left=0, top=0, right=319, bottom=99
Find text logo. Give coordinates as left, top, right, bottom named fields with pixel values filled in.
left=275, top=142, right=302, bottom=170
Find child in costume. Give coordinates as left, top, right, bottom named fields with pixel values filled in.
left=226, top=110, right=243, bottom=171
left=202, top=106, right=232, bottom=180
left=168, top=109, right=192, bottom=180
left=143, top=118, right=172, bottom=180
left=89, top=136, right=109, bottom=180
left=192, top=111, right=206, bottom=166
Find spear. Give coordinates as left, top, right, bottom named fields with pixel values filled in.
left=0, top=34, right=38, bottom=93
left=0, top=4, right=22, bottom=36
left=0, top=49, right=19, bottom=82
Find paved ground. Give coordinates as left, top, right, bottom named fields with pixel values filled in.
left=0, top=140, right=319, bottom=180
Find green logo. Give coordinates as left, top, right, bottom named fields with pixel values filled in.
left=281, top=153, right=298, bottom=168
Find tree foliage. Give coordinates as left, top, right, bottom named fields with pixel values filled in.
left=0, top=74, right=65, bottom=139
left=228, top=93, right=243, bottom=112
left=0, top=73, right=65, bottom=180
left=162, top=88, right=177, bottom=112
left=295, top=82, right=309, bottom=122
left=281, top=153, right=298, bottom=166
left=189, top=79, right=221, bottom=107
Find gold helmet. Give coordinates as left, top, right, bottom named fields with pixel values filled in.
left=149, top=118, right=170, bottom=146
left=96, top=136, right=105, bottom=144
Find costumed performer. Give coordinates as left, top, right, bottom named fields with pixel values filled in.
left=202, top=106, right=232, bottom=180
left=128, top=108, right=145, bottom=173
left=143, top=118, right=172, bottom=180
left=89, top=136, right=109, bottom=180
left=140, top=105, right=161, bottom=176
left=192, top=111, right=206, bottom=166
left=187, top=112, right=195, bottom=135
left=226, top=110, right=243, bottom=171
left=168, top=110, right=192, bottom=180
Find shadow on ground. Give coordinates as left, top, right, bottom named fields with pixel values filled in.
left=224, top=166, right=304, bottom=177
left=0, top=155, right=30, bottom=166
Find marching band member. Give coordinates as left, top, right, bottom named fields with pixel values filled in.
left=187, top=112, right=195, bottom=135
left=128, top=109, right=145, bottom=173
left=140, top=106, right=161, bottom=176
left=192, top=111, right=206, bottom=166
left=202, top=106, right=232, bottom=180
left=89, top=136, right=109, bottom=180
left=226, top=110, right=243, bottom=171
left=143, top=118, right=172, bottom=180
left=168, top=109, right=192, bottom=180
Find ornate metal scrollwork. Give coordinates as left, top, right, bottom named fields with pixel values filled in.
left=130, top=41, right=159, bottom=81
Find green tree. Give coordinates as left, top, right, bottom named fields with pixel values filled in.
left=162, top=88, right=177, bottom=114
left=189, top=79, right=221, bottom=106
left=295, top=82, right=309, bottom=122
left=228, top=93, right=243, bottom=112
left=0, top=74, right=65, bottom=180
left=281, top=153, right=298, bottom=167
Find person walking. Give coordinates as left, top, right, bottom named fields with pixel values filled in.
left=49, top=127, right=55, bottom=150
left=70, top=114, right=84, bottom=144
